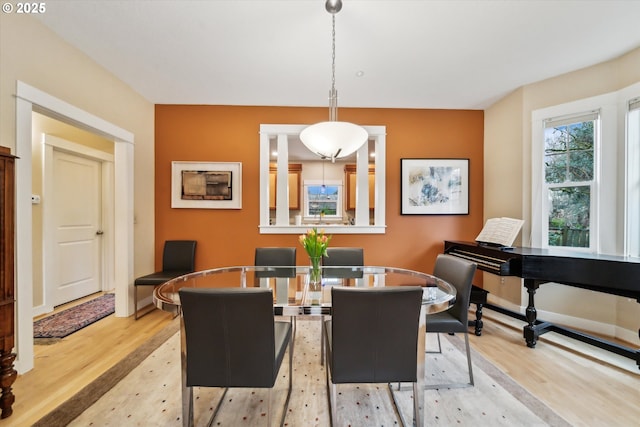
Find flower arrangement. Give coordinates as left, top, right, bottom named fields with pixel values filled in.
left=299, top=228, right=331, bottom=284
left=299, top=227, right=331, bottom=259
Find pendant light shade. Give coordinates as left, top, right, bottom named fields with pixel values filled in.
left=300, top=0, right=368, bottom=162
left=300, top=121, right=368, bottom=160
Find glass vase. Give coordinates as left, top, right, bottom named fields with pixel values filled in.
left=308, top=256, right=322, bottom=304
left=309, top=256, right=322, bottom=288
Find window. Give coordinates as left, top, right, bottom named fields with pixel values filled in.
left=304, top=180, right=342, bottom=220
left=532, top=86, right=640, bottom=255
left=543, top=113, right=597, bottom=248
left=626, top=97, right=640, bottom=256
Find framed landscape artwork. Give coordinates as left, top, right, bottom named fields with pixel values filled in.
left=400, top=158, right=469, bottom=215
left=171, top=161, right=242, bottom=209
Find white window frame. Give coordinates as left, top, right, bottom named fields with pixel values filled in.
left=624, top=92, right=640, bottom=257
left=541, top=112, right=599, bottom=251
left=303, top=179, right=343, bottom=221
left=532, top=84, right=640, bottom=255
left=531, top=93, right=618, bottom=253
left=258, top=124, right=387, bottom=234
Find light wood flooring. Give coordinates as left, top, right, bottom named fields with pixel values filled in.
left=2, top=295, right=639, bottom=426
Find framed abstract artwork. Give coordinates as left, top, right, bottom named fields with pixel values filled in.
left=400, top=158, right=469, bottom=215
left=171, top=161, right=242, bottom=209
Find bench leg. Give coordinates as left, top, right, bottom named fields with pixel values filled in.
left=134, top=286, right=157, bottom=320
left=134, top=286, right=139, bottom=320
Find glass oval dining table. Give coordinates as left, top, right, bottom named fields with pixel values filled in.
left=154, top=265, right=456, bottom=426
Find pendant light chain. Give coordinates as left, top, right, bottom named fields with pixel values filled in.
left=299, top=0, right=368, bottom=161
left=321, top=159, right=327, bottom=194
left=329, top=13, right=338, bottom=122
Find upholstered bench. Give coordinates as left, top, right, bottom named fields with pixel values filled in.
left=134, top=240, right=196, bottom=319
left=469, top=285, right=489, bottom=336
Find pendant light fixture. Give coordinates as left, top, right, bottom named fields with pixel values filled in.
left=299, top=0, right=368, bottom=162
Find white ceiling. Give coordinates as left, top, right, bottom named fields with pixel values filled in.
left=35, top=0, right=640, bottom=110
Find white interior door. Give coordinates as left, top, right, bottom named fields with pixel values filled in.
left=52, top=150, right=102, bottom=305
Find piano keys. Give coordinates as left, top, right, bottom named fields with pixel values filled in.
left=444, top=242, right=522, bottom=276
left=444, top=240, right=640, bottom=368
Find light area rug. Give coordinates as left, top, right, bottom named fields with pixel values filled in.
left=41, top=319, right=570, bottom=426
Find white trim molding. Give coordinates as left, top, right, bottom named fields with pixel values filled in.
left=259, top=124, right=386, bottom=234
left=14, top=81, right=134, bottom=374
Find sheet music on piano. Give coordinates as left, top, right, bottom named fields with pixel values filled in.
left=475, top=217, right=524, bottom=247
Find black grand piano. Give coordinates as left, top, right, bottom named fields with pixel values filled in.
left=444, top=240, right=640, bottom=368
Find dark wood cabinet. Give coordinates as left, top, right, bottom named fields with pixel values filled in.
left=0, top=146, right=17, bottom=419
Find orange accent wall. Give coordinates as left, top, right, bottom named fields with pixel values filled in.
left=155, top=105, right=484, bottom=275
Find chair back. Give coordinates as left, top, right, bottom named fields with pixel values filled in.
left=322, top=247, right=364, bottom=278
left=433, top=254, right=477, bottom=323
left=254, top=247, right=296, bottom=278
left=179, top=287, right=280, bottom=388
left=162, top=240, right=197, bottom=272
left=329, top=286, right=423, bottom=383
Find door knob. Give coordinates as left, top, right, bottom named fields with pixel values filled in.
left=96, top=230, right=104, bottom=235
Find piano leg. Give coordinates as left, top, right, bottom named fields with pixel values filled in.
left=469, top=285, right=488, bottom=336
left=474, top=304, right=484, bottom=336
left=523, top=279, right=540, bottom=348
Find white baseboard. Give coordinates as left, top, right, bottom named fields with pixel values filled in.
left=32, top=303, right=54, bottom=318
left=486, top=294, right=639, bottom=345
left=137, top=294, right=154, bottom=311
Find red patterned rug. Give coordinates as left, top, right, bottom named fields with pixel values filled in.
left=34, top=294, right=115, bottom=339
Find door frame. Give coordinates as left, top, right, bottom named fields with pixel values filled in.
left=36, top=135, right=115, bottom=316
left=15, top=81, right=134, bottom=373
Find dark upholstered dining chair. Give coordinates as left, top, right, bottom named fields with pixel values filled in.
left=322, top=247, right=364, bottom=278
left=320, top=247, right=365, bottom=364
left=179, top=287, right=293, bottom=427
left=425, top=254, right=477, bottom=389
left=324, top=286, right=424, bottom=427
left=133, top=240, right=196, bottom=319
left=254, top=246, right=297, bottom=334
left=254, top=247, right=296, bottom=278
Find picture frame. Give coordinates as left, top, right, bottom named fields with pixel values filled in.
left=171, top=161, right=242, bottom=209
left=400, top=158, right=469, bottom=215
